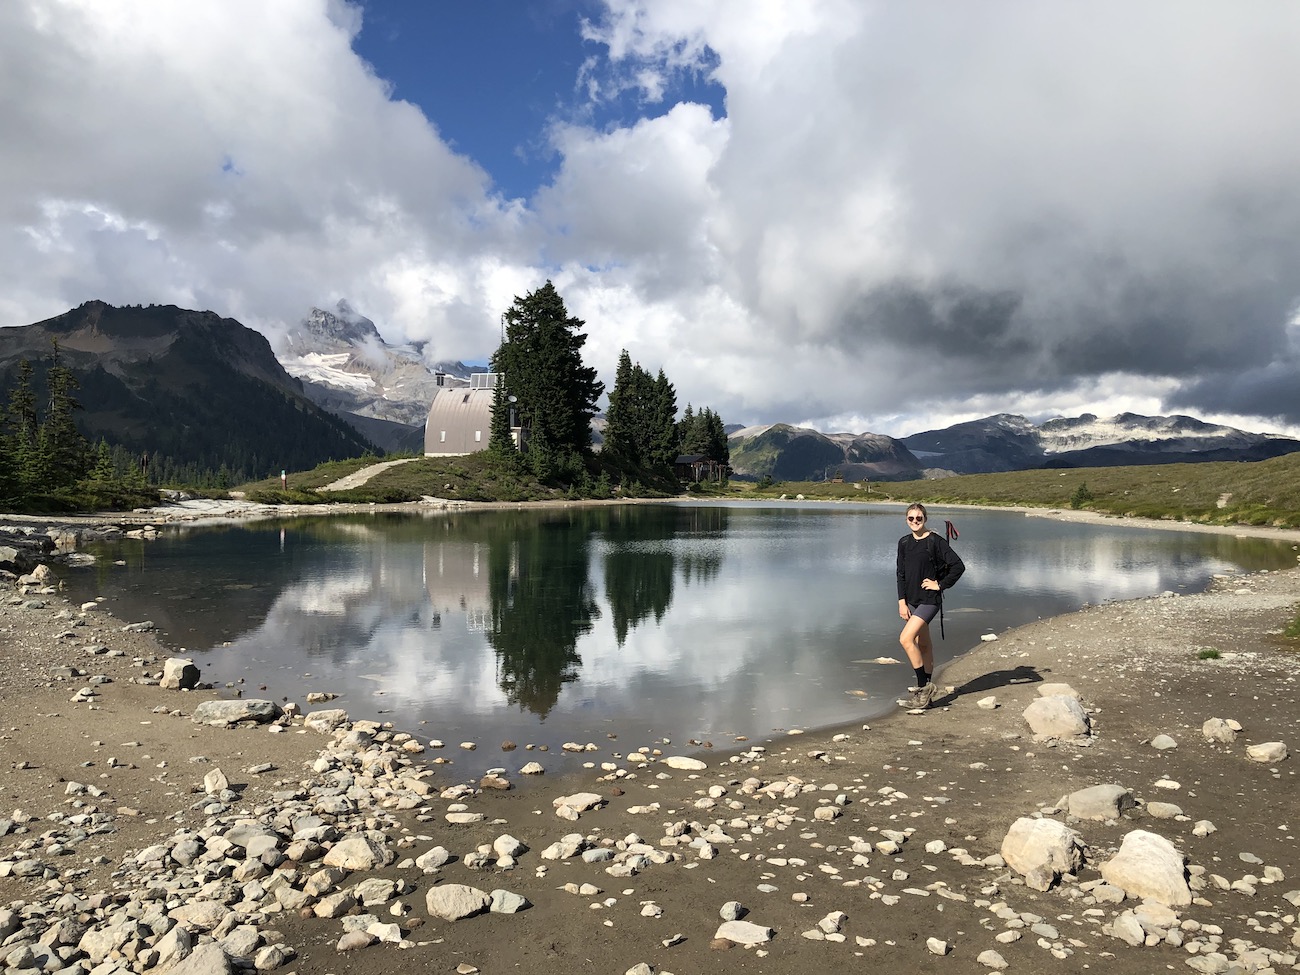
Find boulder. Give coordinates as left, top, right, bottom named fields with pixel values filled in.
left=323, top=832, right=395, bottom=870
left=1024, top=695, right=1090, bottom=739
left=1201, top=718, right=1237, bottom=744
left=1246, top=741, right=1288, bottom=763
left=714, top=920, right=774, bottom=945
left=161, top=657, right=201, bottom=690
left=192, top=699, right=283, bottom=725
left=1099, top=829, right=1191, bottom=907
left=1066, top=784, right=1134, bottom=821
left=1000, top=817, right=1083, bottom=890
left=305, top=708, right=350, bottom=733
left=426, top=884, right=490, bottom=921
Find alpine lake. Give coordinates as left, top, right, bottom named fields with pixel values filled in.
left=58, top=501, right=1299, bottom=778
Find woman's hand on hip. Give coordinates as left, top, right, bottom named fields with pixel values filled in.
left=921, top=578, right=940, bottom=591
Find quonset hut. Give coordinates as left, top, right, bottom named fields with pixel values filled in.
left=424, top=372, right=522, bottom=456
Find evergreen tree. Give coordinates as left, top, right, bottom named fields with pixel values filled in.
left=486, top=354, right=522, bottom=468
left=494, top=282, right=603, bottom=477
left=5, top=360, right=39, bottom=492
left=603, top=350, right=636, bottom=462
left=41, top=341, right=90, bottom=489
left=648, top=369, right=678, bottom=470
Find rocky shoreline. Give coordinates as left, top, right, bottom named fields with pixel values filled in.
left=2, top=515, right=1300, bottom=974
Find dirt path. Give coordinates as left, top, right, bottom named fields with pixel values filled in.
left=318, top=456, right=420, bottom=492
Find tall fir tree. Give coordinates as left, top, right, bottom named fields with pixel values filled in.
left=603, top=350, right=637, bottom=463
left=486, top=359, right=522, bottom=469
left=494, top=282, right=603, bottom=478
left=5, top=359, right=40, bottom=492
left=648, top=368, right=678, bottom=470
left=41, top=341, right=90, bottom=489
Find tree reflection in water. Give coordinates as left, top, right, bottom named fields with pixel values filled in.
left=484, top=511, right=598, bottom=716
left=483, top=505, right=729, bottom=715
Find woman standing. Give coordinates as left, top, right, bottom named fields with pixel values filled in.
left=896, top=503, right=965, bottom=709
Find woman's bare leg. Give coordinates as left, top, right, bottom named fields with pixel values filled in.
left=899, top=615, right=934, bottom=674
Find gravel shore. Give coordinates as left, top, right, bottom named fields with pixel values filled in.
left=2, top=510, right=1300, bottom=975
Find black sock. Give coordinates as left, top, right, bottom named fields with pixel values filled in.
left=914, top=667, right=928, bottom=687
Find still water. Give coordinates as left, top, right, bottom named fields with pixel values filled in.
left=60, top=502, right=1296, bottom=775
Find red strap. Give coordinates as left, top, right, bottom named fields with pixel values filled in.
left=945, top=520, right=959, bottom=540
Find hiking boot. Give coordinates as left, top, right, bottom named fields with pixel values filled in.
left=899, top=686, right=928, bottom=709
left=913, top=682, right=939, bottom=709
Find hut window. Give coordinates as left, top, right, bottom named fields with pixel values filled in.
left=475, top=430, right=482, bottom=442
left=440, top=431, right=446, bottom=443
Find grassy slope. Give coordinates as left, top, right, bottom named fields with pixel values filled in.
left=238, top=450, right=1300, bottom=529
left=735, top=451, right=1300, bottom=529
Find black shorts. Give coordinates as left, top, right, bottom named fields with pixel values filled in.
left=908, top=602, right=940, bottom=624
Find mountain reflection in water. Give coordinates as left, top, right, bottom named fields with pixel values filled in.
left=59, top=503, right=1296, bottom=777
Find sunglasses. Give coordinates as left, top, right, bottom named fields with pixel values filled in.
left=906, top=515, right=925, bottom=523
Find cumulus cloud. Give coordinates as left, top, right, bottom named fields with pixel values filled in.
left=4, top=0, right=1300, bottom=433
left=0, top=0, right=529, bottom=357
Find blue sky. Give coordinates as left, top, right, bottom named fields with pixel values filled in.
left=350, top=2, right=725, bottom=202
left=3, top=1, right=1300, bottom=435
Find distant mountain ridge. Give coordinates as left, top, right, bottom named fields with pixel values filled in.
left=276, top=301, right=474, bottom=452
left=729, top=413, right=1300, bottom=482
left=0, top=301, right=375, bottom=481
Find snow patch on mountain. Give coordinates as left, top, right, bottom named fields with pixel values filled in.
left=281, top=352, right=376, bottom=394
left=1035, top=413, right=1272, bottom=453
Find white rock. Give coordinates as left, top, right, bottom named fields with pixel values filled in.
left=1150, top=734, right=1177, bottom=750
left=492, top=834, right=527, bottom=859
left=426, top=884, right=490, bottom=921
left=416, top=846, right=452, bottom=870
left=489, top=889, right=531, bottom=914
left=714, top=920, right=774, bottom=945
left=1000, top=817, right=1083, bottom=889
left=926, top=937, right=950, bottom=955
left=1023, top=695, right=1090, bottom=739
left=976, top=948, right=1008, bottom=969
left=161, top=657, right=200, bottom=690
left=977, top=696, right=999, bottom=710
left=303, top=708, right=350, bottom=733
left=203, top=768, right=230, bottom=795
left=1202, top=718, right=1237, bottom=743
left=1099, top=829, right=1191, bottom=907
left=662, top=756, right=707, bottom=770
left=553, top=792, right=605, bottom=812
left=323, top=832, right=395, bottom=870
left=1246, top=741, right=1288, bottom=763
left=1066, top=783, right=1134, bottom=821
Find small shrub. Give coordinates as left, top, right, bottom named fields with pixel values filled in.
left=1284, top=614, right=1300, bottom=640
left=1070, top=482, right=1094, bottom=509
left=1196, top=648, right=1221, bottom=660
